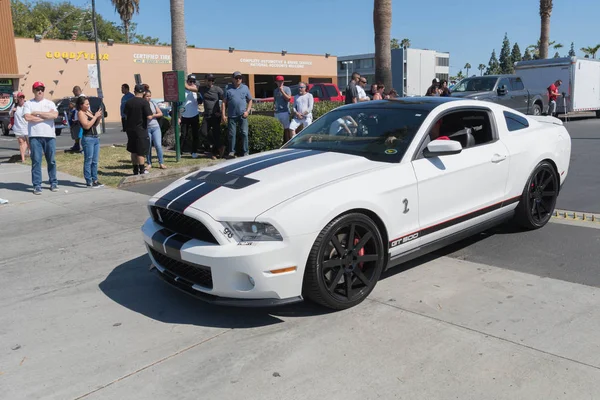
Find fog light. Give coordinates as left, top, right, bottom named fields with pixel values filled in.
left=248, top=275, right=255, bottom=286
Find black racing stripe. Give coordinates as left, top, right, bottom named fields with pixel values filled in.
left=154, top=180, right=200, bottom=209
left=389, top=196, right=522, bottom=248
left=164, top=234, right=189, bottom=261
left=215, top=148, right=305, bottom=175
left=228, top=149, right=323, bottom=177
left=151, top=228, right=174, bottom=252
left=167, top=182, right=221, bottom=214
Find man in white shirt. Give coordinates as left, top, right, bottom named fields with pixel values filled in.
left=289, top=82, right=314, bottom=136
left=182, top=74, right=203, bottom=158
left=23, top=81, right=59, bottom=195
left=356, top=77, right=371, bottom=102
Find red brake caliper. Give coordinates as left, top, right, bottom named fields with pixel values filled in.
left=354, top=237, right=365, bottom=269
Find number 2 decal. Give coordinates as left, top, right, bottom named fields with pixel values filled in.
left=403, top=199, right=410, bottom=214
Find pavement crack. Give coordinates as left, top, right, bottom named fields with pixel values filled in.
left=72, top=329, right=232, bottom=400
left=370, top=298, right=600, bottom=372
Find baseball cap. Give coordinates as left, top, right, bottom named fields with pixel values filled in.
left=275, top=75, right=284, bottom=81
left=187, top=74, right=196, bottom=81
left=134, top=84, right=146, bottom=93
left=16, top=92, right=25, bottom=98
left=232, top=71, right=242, bottom=78
left=205, top=73, right=215, bottom=80
left=32, top=81, right=45, bottom=90
left=432, top=78, right=440, bottom=84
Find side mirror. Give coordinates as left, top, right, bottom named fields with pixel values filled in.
left=497, top=85, right=508, bottom=96
left=423, top=139, right=463, bottom=158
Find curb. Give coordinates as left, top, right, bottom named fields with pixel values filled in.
left=117, top=159, right=225, bottom=188
left=552, top=209, right=600, bottom=223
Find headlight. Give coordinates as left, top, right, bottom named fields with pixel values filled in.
left=223, top=222, right=283, bottom=242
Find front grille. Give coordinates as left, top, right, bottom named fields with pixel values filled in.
left=150, top=248, right=213, bottom=289
left=151, top=206, right=218, bottom=244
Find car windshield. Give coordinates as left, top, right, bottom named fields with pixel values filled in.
left=283, top=106, right=430, bottom=163
left=451, top=77, right=498, bottom=92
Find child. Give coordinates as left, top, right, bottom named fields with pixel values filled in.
left=68, top=100, right=82, bottom=152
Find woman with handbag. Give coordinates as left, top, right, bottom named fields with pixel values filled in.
left=76, top=96, right=104, bottom=188
left=144, top=89, right=166, bottom=170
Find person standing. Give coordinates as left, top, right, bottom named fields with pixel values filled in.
left=120, top=83, right=134, bottom=132
left=8, top=92, right=29, bottom=162
left=372, top=83, right=385, bottom=100
left=344, top=72, right=360, bottom=104
left=76, top=96, right=104, bottom=188
left=289, top=82, right=314, bottom=136
left=123, top=84, right=153, bottom=175
left=222, top=71, right=252, bottom=158
left=440, top=80, right=451, bottom=97
left=69, top=85, right=86, bottom=152
left=143, top=89, right=166, bottom=170
left=273, top=75, right=292, bottom=143
left=182, top=74, right=203, bottom=158
left=547, top=79, right=562, bottom=117
left=425, top=78, right=441, bottom=96
left=22, top=81, right=59, bottom=194
left=199, top=74, right=224, bottom=160
left=356, top=77, right=371, bottom=102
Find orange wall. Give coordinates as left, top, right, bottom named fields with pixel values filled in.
left=15, top=38, right=337, bottom=122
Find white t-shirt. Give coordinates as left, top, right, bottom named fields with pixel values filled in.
left=293, top=93, right=314, bottom=119
left=23, top=98, right=57, bottom=138
left=357, top=86, right=369, bottom=100
left=10, top=105, right=28, bottom=136
left=182, top=90, right=199, bottom=118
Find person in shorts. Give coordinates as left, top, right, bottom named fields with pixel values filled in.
left=289, top=82, right=314, bottom=136
left=123, top=84, right=152, bottom=175
left=8, top=92, right=29, bottom=162
left=273, top=75, right=292, bottom=143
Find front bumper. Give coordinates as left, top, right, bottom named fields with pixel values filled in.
left=142, top=218, right=315, bottom=306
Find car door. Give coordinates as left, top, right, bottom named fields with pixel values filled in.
left=410, top=107, right=511, bottom=246
left=495, top=77, right=514, bottom=109
left=309, top=85, right=323, bottom=102
left=509, top=77, right=529, bottom=113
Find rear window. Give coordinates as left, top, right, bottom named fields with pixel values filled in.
left=325, top=85, right=339, bottom=98
left=504, top=111, right=529, bottom=131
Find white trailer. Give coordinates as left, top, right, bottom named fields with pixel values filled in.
left=514, top=57, right=600, bottom=117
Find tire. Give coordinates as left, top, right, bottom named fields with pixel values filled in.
left=303, top=213, right=385, bottom=310
left=532, top=103, right=542, bottom=116
left=513, top=161, right=559, bottom=230
left=55, top=128, right=62, bottom=136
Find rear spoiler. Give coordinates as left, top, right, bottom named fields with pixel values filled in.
left=529, top=115, right=564, bottom=126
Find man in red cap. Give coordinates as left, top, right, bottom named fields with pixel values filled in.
left=23, top=81, right=59, bottom=195
left=273, top=75, right=292, bottom=143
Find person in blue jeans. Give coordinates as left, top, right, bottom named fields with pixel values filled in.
left=221, top=71, right=253, bottom=158
left=76, top=96, right=104, bottom=188
left=143, top=89, right=166, bottom=169
left=22, top=81, right=59, bottom=195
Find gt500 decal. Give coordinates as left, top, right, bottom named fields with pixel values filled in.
left=390, top=232, right=419, bottom=248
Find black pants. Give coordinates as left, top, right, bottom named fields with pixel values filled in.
left=201, top=115, right=222, bottom=156
left=121, top=117, right=126, bottom=131
left=181, top=115, right=200, bottom=153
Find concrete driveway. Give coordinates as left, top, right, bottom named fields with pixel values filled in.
left=1, top=163, right=600, bottom=400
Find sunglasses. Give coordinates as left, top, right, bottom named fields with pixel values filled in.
left=360, top=80, right=367, bottom=84
left=298, top=86, right=307, bottom=89
left=35, top=87, right=45, bottom=92
left=234, top=76, right=242, bottom=80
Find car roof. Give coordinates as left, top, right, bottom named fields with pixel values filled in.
left=338, top=96, right=467, bottom=112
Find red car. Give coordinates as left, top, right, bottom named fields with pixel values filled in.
left=256, top=83, right=345, bottom=103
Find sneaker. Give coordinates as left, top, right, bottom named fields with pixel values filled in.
left=50, top=185, right=59, bottom=192
left=86, top=183, right=93, bottom=188
left=243, top=152, right=249, bottom=157
left=191, top=153, right=198, bottom=159
left=33, top=186, right=42, bottom=195
left=92, top=181, right=104, bottom=188
left=226, top=152, right=236, bottom=159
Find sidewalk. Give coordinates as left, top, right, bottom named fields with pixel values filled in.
left=1, top=164, right=600, bottom=400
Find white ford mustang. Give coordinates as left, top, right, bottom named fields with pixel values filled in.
left=141, top=97, right=571, bottom=310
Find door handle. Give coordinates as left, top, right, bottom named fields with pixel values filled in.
left=491, top=154, right=507, bottom=163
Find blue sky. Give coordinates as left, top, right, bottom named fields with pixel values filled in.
left=53, top=0, right=599, bottom=76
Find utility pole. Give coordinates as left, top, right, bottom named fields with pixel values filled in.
left=91, top=0, right=105, bottom=133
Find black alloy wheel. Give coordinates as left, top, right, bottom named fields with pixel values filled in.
left=515, top=161, right=559, bottom=230
left=303, top=213, right=385, bottom=310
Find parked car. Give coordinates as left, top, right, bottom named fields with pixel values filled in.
left=52, top=96, right=107, bottom=135
left=515, top=57, right=600, bottom=117
left=450, top=75, right=547, bottom=115
left=141, top=97, right=571, bottom=310
left=255, top=83, right=345, bottom=103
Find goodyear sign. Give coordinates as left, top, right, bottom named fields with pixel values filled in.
left=46, top=51, right=109, bottom=61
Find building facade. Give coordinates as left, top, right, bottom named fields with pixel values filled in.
left=12, top=38, right=337, bottom=122
left=337, top=48, right=450, bottom=97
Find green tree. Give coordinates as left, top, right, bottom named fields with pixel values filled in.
left=523, top=49, right=532, bottom=60
left=581, top=45, right=600, bottom=59
left=390, top=38, right=400, bottom=49
left=539, top=0, right=553, bottom=59
left=486, top=49, right=500, bottom=75
left=568, top=42, right=576, bottom=57
left=499, top=33, right=513, bottom=74
left=374, top=0, right=393, bottom=90
left=464, top=63, right=471, bottom=76
left=478, top=63, right=486, bottom=76
left=511, top=43, right=522, bottom=64
left=110, top=0, right=140, bottom=43
left=400, top=38, right=410, bottom=48
left=456, top=70, right=464, bottom=80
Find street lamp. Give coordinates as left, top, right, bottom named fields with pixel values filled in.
left=342, top=61, right=353, bottom=86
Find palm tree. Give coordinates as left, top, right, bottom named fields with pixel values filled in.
left=539, top=0, right=553, bottom=59
left=400, top=38, right=411, bottom=48
left=581, top=44, right=600, bottom=59
left=170, top=0, right=187, bottom=74
left=464, top=63, right=471, bottom=76
left=373, top=0, right=392, bottom=90
left=456, top=70, right=464, bottom=80
left=110, top=0, right=140, bottom=43
left=478, top=64, right=486, bottom=76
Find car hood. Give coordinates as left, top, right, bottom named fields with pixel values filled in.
left=150, top=149, right=386, bottom=220
left=451, top=91, right=492, bottom=98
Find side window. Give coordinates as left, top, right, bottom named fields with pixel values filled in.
left=325, top=85, right=338, bottom=98
left=510, top=77, right=525, bottom=91
left=310, top=85, right=323, bottom=99
left=503, top=111, right=530, bottom=131
left=498, top=78, right=510, bottom=90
